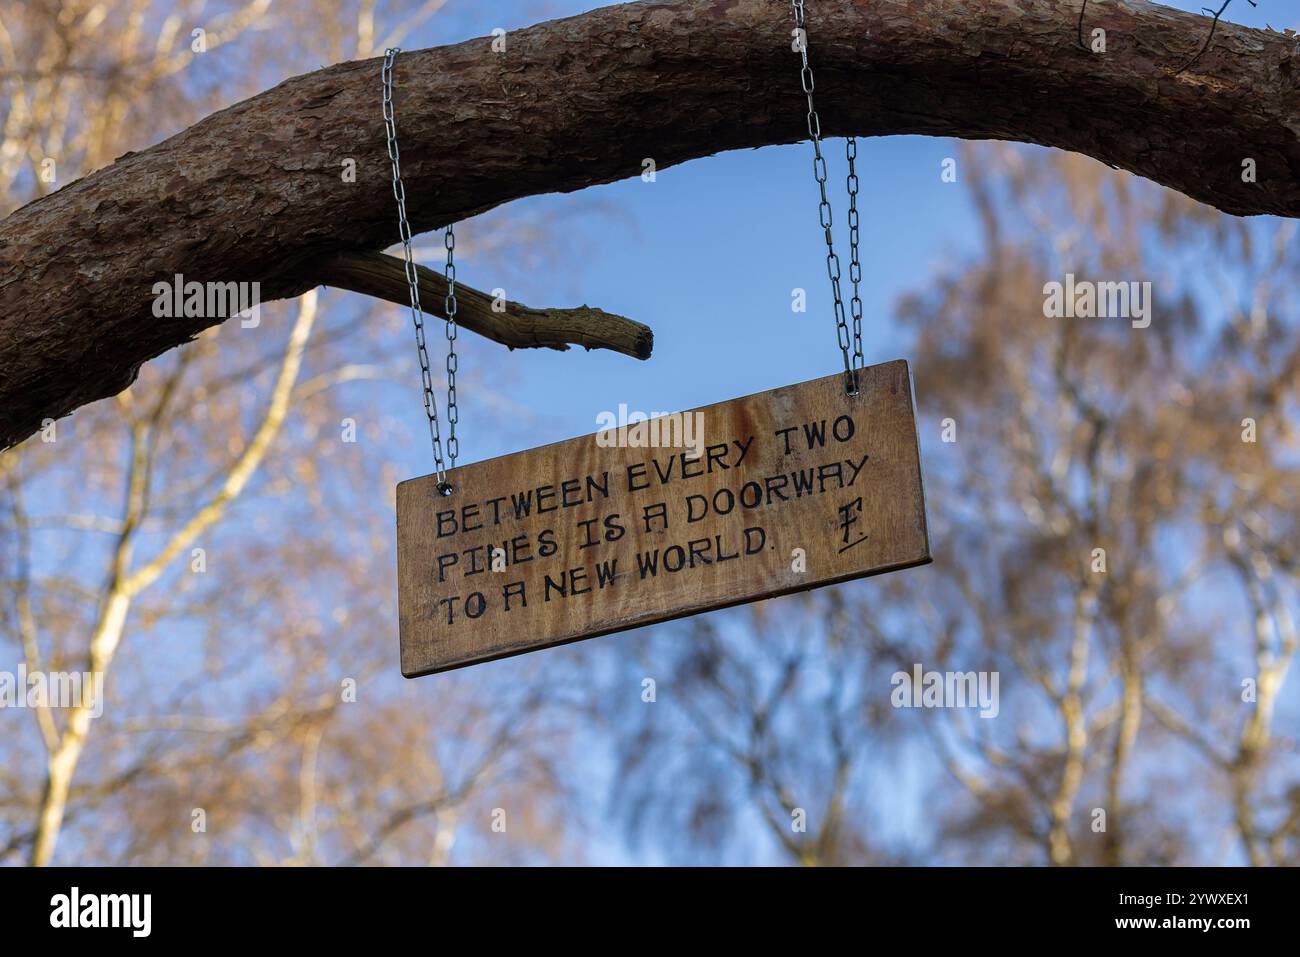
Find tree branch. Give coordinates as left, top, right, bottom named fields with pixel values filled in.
left=317, top=250, right=652, bottom=359
left=28, top=291, right=319, bottom=865
left=3, top=0, right=1299, bottom=447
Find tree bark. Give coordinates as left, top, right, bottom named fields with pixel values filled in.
left=2, top=0, right=1298, bottom=448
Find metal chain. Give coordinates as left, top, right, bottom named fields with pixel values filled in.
left=791, top=1, right=864, bottom=394
left=443, top=203, right=459, bottom=467
left=845, top=137, right=864, bottom=375
left=383, top=47, right=458, bottom=491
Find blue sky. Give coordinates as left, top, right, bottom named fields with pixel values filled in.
left=395, top=0, right=976, bottom=463
left=382, top=0, right=1287, bottom=469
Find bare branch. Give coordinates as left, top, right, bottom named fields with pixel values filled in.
left=317, top=250, right=652, bottom=359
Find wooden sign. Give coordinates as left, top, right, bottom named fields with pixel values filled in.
left=397, top=359, right=930, bottom=676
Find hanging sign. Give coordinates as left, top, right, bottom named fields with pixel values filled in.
left=397, top=359, right=930, bottom=676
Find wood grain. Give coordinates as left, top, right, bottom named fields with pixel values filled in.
left=397, top=360, right=930, bottom=676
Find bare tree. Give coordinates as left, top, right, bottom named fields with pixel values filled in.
left=611, top=589, right=912, bottom=866
left=603, top=140, right=1299, bottom=867
left=891, top=143, right=1299, bottom=866
left=0, top=0, right=583, bottom=868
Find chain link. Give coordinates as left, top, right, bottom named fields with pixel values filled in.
left=383, top=47, right=458, bottom=491
left=791, top=1, right=864, bottom=394
left=444, top=208, right=459, bottom=465
left=845, top=137, right=864, bottom=375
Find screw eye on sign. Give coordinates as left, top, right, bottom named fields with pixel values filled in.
left=397, top=359, right=930, bottom=676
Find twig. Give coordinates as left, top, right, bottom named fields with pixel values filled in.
left=1174, top=0, right=1257, bottom=75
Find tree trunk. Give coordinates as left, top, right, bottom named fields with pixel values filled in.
left=2, top=0, right=1298, bottom=448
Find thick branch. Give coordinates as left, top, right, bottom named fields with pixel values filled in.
left=3, top=0, right=1300, bottom=447
left=318, top=250, right=652, bottom=359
